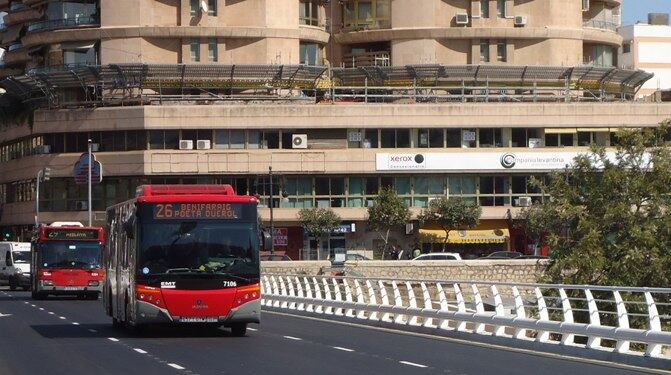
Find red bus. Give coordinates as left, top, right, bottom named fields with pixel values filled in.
left=31, top=224, right=105, bottom=300
left=104, top=185, right=266, bottom=336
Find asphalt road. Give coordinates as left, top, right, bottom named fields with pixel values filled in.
left=0, top=286, right=662, bottom=375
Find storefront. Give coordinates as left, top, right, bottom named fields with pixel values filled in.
left=418, top=220, right=510, bottom=259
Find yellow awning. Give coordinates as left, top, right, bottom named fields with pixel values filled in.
left=545, top=128, right=577, bottom=134
left=419, top=228, right=510, bottom=244
left=577, top=128, right=610, bottom=132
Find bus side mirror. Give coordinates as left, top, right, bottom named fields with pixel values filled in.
left=5, top=252, right=12, bottom=267
left=123, top=216, right=136, bottom=239
left=262, top=230, right=272, bottom=250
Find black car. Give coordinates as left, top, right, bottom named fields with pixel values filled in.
left=479, top=251, right=523, bottom=259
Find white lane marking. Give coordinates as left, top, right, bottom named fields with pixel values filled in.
left=399, top=361, right=428, bottom=368
left=39, top=308, right=44, bottom=311
left=283, top=335, right=302, bottom=341
left=247, top=327, right=258, bottom=331
left=167, top=363, right=185, bottom=370
left=30, top=304, right=36, bottom=307
left=333, top=346, right=355, bottom=352
left=23, top=302, right=29, bottom=304
left=48, top=312, right=55, bottom=315
left=88, top=329, right=98, bottom=333
left=107, top=337, right=120, bottom=342
left=72, top=322, right=80, bottom=325
left=59, top=316, right=66, bottom=320
left=133, top=348, right=148, bottom=354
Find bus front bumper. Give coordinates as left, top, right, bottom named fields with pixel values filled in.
left=136, top=299, right=261, bottom=325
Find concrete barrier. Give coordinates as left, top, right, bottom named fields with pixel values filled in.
left=261, top=261, right=331, bottom=276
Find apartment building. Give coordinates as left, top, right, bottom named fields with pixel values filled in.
left=619, top=13, right=671, bottom=98
left=0, top=0, right=669, bottom=260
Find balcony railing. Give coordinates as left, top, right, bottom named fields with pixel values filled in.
left=583, top=19, right=619, bottom=32
left=7, top=43, right=22, bottom=52
left=341, top=19, right=391, bottom=32
left=27, top=15, right=100, bottom=33
left=342, top=51, right=390, bottom=68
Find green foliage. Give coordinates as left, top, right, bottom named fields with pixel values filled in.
left=367, top=186, right=411, bottom=259
left=298, top=207, right=342, bottom=240
left=417, top=197, right=481, bottom=249
left=521, top=123, right=671, bottom=287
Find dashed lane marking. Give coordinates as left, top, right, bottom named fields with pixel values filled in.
left=283, top=335, right=302, bottom=341
left=134, top=348, right=148, bottom=354
left=39, top=308, right=44, bottom=311
left=247, top=327, right=258, bottom=331
left=72, top=322, right=80, bottom=325
left=88, top=329, right=98, bottom=333
left=400, top=361, right=428, bottom=368
left=107, top=337, right=120, bottom=342
left=48, top=312, right=55, bottom=315
left=59, top=316, right=66, bottom=320
left=167, top=363, right=185, bottom=370
left=333, top=346, right=355, bottom=352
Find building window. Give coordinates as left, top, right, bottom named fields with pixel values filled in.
left=300, top=42, right=320, bottom=65
left=478, top=128, right=502, bottom=147
left=214, top=130, right=244, bottom=149
left=497, top=0, right=506, bottom=18
left=511, top=128, right=542, bottom=148
left=480, top=40, right=490, bottom=63
left=190, top=0, right=198, bottom=16
left=299, top=0, right=319, bottom=26
left=496, top=40, right=506, bottom=62
left=208, top=39, right=218, bottom=62
left=622, top=42, right=631, bottom=54
left=208, top=0, right=217, bottom=16
left=149, top=130, right=180, bottom=150
left=190, top=39, right=200, bottom=62
left=480, top=0, right=489, bottom=18
left=545, top=133, right=574, bottom=147
left=342, top=0, right=391, bottom=31
left=418, top=129, right=444, bottom=148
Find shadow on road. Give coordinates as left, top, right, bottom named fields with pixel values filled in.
left=30, top=323, right=244, bottom=339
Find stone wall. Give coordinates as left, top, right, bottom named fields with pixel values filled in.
left=261, top=259, right=549, bottom=284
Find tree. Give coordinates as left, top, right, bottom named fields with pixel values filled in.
left=367, top=187, right=411, bottom=259
left=298, top=207, right=342, bottom=260
left=521, top=123, right=671, bottom=287
left=417, top=197, right=481, bottom=251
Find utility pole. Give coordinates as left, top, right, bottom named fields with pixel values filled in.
left=269, top=166, right=274, bottom=254
left=87, top=139, right=92, bottom=226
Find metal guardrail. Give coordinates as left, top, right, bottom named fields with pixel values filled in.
left=583, top=19, right=619, bottom=32
left=261, top=274, right=671, bottom=359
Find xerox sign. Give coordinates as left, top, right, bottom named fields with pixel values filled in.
left=376, top=152, right=618, bottom=171
left=377, top=154, right=427, bottom=170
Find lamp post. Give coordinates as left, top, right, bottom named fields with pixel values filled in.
left=269, top=166, right=274, bottom=254
left=35, top=167, right=51, bottom=227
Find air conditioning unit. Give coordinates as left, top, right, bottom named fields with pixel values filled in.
left=514, top=16, right=527, bottom=26
left=455, top=13, right=469, bottom=25
left=179, top=140, right=194, bottom=150
left=292, top=134, right=308, bottom=149
left=35, top=145, right=51, bottom=154
left=518, top=197, right=532, bottom=207
left=196, top=139, right=211, bottom=150
left=581, top=0, right=590, bottom=12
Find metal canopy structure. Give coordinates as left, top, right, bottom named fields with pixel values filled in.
left=0, top=63, right=653, bottom=108
left=331, top=64, right=653, bottom=94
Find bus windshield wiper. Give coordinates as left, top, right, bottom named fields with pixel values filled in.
left=165, top=268, right=203, bottom=274
left=215, top=272, right=251, bottom=283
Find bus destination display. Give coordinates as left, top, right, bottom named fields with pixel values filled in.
left=46, top=229, right=99, bottom=240
left=153, top=203, right=241, bottom=220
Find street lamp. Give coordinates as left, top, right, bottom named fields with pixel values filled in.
left=35, top=167, right=51, bottom=227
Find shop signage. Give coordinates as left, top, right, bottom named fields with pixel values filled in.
left=333, top=223, right=356, bottom=234
left=273, top=228, right=288, bottom=246
left=376, top=152, right=623, bottom=172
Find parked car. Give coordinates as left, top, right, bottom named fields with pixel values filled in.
left=479, top=251, right=523, bottom=259
left=518, top=255, right=549, bottom=260
left=260, top=254, right=292, bottom=261
left=412, top=253, right=462, bottom=261
left=346, top=254, right=371, bottom=261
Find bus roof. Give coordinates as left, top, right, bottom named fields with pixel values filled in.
left=135, top=185, right=258, bottom=204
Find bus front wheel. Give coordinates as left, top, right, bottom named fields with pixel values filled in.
left=230, top=323, right=247, bottom=337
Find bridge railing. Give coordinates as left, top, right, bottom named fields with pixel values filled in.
left=261, top=274, right=671, bottom=359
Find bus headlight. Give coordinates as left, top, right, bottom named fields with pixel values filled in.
left=42, top=280, right=54, bottom=286
left=88, top=281, right=100, bottom=287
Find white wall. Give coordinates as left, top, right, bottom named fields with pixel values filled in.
left=638, top=42, right=671, bottom=63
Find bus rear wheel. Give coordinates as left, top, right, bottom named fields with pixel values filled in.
left=230, top=323, right=247, bottom=337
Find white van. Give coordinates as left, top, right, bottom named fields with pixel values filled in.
left=0, top=242, right=32, bottom=291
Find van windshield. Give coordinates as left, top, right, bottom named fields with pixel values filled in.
left=12, top=251, right=30, bottom=263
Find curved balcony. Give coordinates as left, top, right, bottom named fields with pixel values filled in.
left=27, top=15, right=99, bottom=33
left=0, top=0, right=9, bottom=11
left=3, top=45, right=30, bottom=65
left=583, top=19, right=619, bottom=32
left=3, top=6, right=42, bottom=26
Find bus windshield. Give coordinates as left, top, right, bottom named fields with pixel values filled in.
left=39, top=242, right=102, bottom=269
left=138, top=221, right=259, bottom=279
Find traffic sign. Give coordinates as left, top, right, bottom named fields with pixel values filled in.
left=73, top=153, right=103, bottom=185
